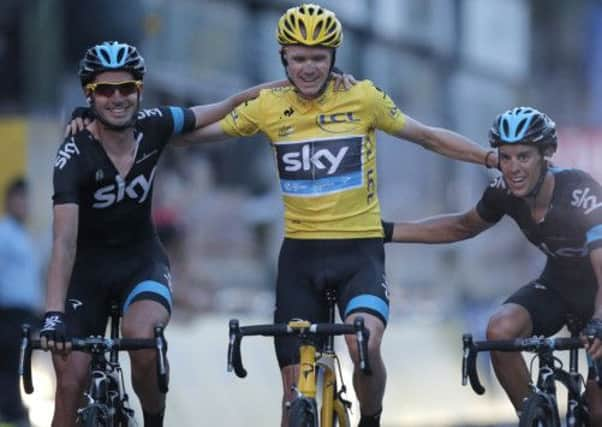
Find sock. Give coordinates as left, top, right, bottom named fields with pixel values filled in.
left=358, top=410, right=381, bottom=427
left=143, top=408, right=164, bottom=427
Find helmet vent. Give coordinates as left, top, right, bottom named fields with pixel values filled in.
left=516, top=118, right=528, bottom=136
left=501, top=119, right=509, bottom=136
left=299, top=21, right=308, bottom=39
left=313, top=22, right=323, bottom=40
left=98, top=49, right=111, bottom=65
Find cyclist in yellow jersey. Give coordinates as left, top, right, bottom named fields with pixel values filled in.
left=175, top=4, right=497, bottom=426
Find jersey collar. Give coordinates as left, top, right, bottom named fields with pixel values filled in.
left=287, top=81, right=336, bottom=113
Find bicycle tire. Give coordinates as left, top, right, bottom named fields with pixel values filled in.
left=80, top=406, right=109, bottom=427
left=519, top=393, right=560, bottom=427
left=288, top=398, right=318, bottom=427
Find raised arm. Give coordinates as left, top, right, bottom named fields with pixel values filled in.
left=189, top=79, right=288, bottom=129
left=388, top=207, right=493, bottom=244
left=396, top=115, right=497, bottom=168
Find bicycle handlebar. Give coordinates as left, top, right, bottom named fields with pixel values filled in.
left=461, top=333, right=584, bottom=395
left=19, top=324, right=169, bottom=394
left=227, top=317, right=372, bottom=378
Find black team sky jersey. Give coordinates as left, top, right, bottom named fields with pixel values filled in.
left=53, top=106, right=195, bottom=249
left=476, top=168, right=602, bottom=291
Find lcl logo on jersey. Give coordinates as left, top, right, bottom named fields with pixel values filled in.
left=93, top=167, right=157, bottom=208
left=316, top=112, right=361, bottom=133
left=571, top=187, right=602, bottom=214
left=276, top=136, right=363, bottom=196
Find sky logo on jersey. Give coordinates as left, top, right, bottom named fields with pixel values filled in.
left=276, top=136, right=362, bottom=196
left=571, top=187, right=602, bottom=215
left=137, top=108, right=164, bottom=119
left=55, top=140, right=80, bottom=170
left=93, top=167, right=157, bottom=208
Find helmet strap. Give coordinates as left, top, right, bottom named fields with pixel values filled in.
left=524, top=157, right=548, bottom=200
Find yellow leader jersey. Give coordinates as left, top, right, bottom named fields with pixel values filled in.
left=220, top=80, right=406, bottom=239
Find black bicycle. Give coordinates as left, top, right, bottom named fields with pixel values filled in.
left=462, top=330, right=599, bottom=427
left=19, top=303, right=168, bottom=426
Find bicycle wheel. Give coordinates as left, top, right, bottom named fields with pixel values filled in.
left=288, top=398, right=318, bottom=427
left=80, top=406, right=110, bottom=427
left=519, top=393, right=560, bottom=427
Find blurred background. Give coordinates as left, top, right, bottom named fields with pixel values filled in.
left=1, top=0, right=602, bottom=425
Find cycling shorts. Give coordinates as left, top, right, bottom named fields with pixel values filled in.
left=64, top=238, right=172, bottom=338
left=274, top=238, right=389, bottom=368
left=505, top=277, right=595, bottom=337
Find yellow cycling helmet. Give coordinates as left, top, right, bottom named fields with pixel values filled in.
left=277, top=4, right=343, bottom=48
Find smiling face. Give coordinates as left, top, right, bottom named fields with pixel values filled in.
left=86, top=70, right=142, bottom=128
left=282, top=45, right=333, bottom=98
left=498, top=144, right=545, bottom=197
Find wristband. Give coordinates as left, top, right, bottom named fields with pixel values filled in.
left=484, top=150, right=496, bottom=169
left=381, top=220, right=394, bottom=243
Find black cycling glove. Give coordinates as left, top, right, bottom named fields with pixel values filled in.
left=71, top=106, right=94, bottom=122
left=381, top=220, right=394, bottom=243
left=40, top=311, right=68, bottom=343
left=583, top=318, right=602, bottom=340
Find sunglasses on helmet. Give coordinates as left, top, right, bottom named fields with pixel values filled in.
left=85, top=80, right=142, bottom=97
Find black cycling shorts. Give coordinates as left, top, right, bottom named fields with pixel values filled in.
left=64, top=238, right=173, bottom=338
left=505, top=278, right=595, bottom=337
left=274, top=238, right=390, bottom=368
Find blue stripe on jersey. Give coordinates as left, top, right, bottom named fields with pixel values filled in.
left=587, top=224, right=602, bottom=245
left=344, top=294, right=389, bottom=321
left=550, top=167, right=569, bottom=174
left=281, top=171, right=362, bottom=196
left=122, top=280, right=172, bottom=313
left=168, top=106, right=185, bottom=135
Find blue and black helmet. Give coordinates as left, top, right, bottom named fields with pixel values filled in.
left=489, top=107, right=557, bottom=153
left=78, top=41, right=146, bottom=86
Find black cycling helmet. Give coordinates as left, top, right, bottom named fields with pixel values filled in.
left=488, top=107, right=557, bottom=154
left=78, top=41, right=146, bottom=86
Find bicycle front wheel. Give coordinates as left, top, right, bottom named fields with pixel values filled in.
left=80, top=406, right=110, bottom=427
left=288, top=398, right=318, bottom=427
left=519, top=393, right=560, bottom=427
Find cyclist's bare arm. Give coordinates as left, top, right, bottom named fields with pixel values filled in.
left=189, top=79, right=288, bottom=129
left=587, top=247, right=602, bottom=358
left=395, top=115, right=498, bottom=168
left=46, top=204, right=78, bottom=313
left=170, top=121, right=229, bottom=146
left=390, top=207, right=493, bottom=243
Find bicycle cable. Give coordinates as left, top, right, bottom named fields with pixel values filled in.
left=333, top=353, right=352, bottom=410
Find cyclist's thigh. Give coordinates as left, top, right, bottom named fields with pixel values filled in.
left=337, top=239, right=389, bottom=328
left=64, top=252, right=112, bottom=338
left=119, top=239, right=173, bottom=320
left=503, top=279, right=567, bottom=337
left=585, top=376, right=602, bottom=423
left=274, top=239, right=328, bottom=368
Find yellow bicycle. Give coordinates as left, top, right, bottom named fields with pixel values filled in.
left=227, top=291, right=371, bottom=427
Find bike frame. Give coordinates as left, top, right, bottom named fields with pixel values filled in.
left=462, top=333, right=591, bottom=426
left=77, top=304, right=135, bottom=425
left=228, top=291, right=370, bottom=427
left=19, top=303, right=168, bottom=426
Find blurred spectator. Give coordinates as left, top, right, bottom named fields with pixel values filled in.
left=153, top=206, right=216, bottom=316
left=0, top=177, right=42, bottom=427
